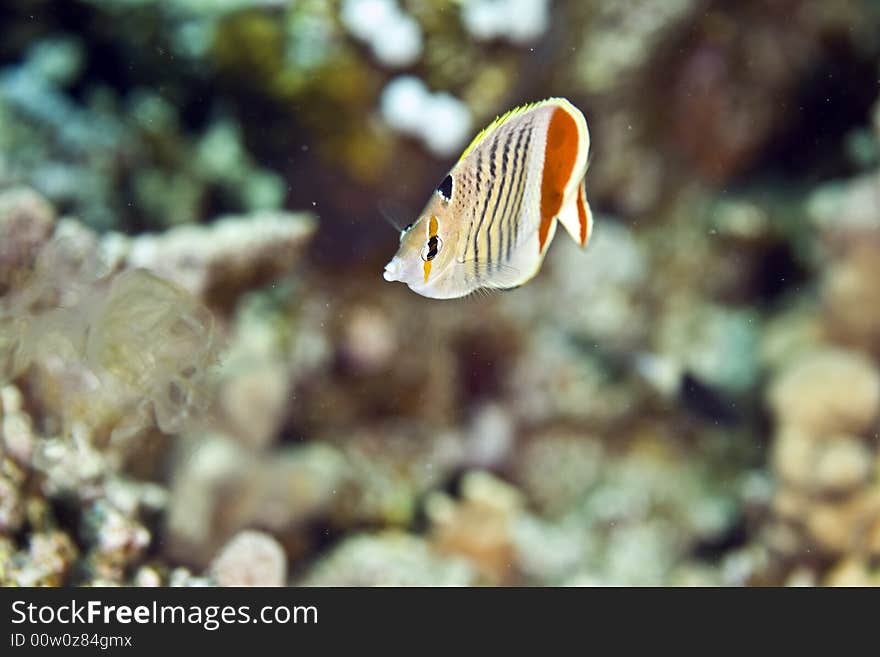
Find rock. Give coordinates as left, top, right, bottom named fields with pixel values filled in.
left=768, top=348, right=880, bottom=436
left=210, top=530, right=287, bottom=586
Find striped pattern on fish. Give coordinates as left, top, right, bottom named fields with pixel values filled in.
left=383, top=98, right=593, bottom=299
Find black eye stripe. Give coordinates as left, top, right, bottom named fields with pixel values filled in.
left=437, top=174, right=453, bottom=201
left=422, top=235, right=443, bottom=261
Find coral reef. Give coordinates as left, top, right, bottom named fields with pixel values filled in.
left=2, top=0, right=880, bottom=587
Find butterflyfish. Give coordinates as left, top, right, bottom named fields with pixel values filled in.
left=383, top=97, right=593, bottom=299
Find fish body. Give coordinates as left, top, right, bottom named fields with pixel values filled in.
left=383, top=97, right=593, bottom=299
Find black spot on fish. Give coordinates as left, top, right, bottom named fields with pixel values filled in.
left=437, top=174, right=453, bottom=201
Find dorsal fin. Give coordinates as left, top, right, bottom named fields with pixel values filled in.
left=457, top=98, right=567, bottom=163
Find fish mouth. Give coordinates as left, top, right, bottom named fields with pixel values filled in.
left=383, top=259, right=400, bottom=282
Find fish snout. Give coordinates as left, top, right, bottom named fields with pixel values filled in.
left=383, top=258, right=401, bottom=282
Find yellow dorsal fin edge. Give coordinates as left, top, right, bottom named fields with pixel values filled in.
left=458, top=97, right=573, bottom=163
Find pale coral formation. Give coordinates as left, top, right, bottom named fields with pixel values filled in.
left=210, top=530, right=288, bottom=587
left=0, top=187, right=56, bottom=295
left=768, top=349, right=880, bottom=438
left=124, top=211, right=316, bottom=310
left=767, top=347, right=880, bottom=581
left=427, top=471, right=523, bottom=585
left=300, top=531, right=478, bottom=586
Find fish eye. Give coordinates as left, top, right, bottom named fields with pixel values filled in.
left=436, top=174, right=453, bottom=202
left=421, top=234, right=443, bottom=261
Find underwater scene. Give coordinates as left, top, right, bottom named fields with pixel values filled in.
left=1, top=0, right=880, bottom=587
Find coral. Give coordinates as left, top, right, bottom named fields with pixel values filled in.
left=461, top=0, right=551, bottom=45
left=380, top=76, right=473, bottom=157
left=767, top=344, right=880, bottom=570
left=427, top=471, right=523, bottom=585
left=1, top=384, right=36, bottom=465
left=0, top=32, right=287, bottom=232
left=823, top=557, right=880, bottom=587
left=3, top=260, right=220, bottom=443
left=164, top=435, right=350, bottom=568
left=0, top=458, right=26, bottom=534
left=341, top=0, right=423, bottom=68
left=510, top=431, right=604, bottom=516
left=2, top=0, right=880, bottom=589
left=503, top=223, right=650, bottom=350
left=656, top=303, right=760, bottom=395
left=124, top=211, right=316, bottom=311
left=819, top=229, right=880, bottom=357
left=768, top=348, right=880, bottom=437
left=508, top=327, right=640, bottom=426
left=0, top=187, right=56, bottom=295
left=82, top=500, right=152, bottom=581
left=213, top=296, right=295, bottom=449
left=210, top=530, right=288, bottom=587
left=4, top=530, right=79, bottom=587
left=300, top=531, right=478, bottom=586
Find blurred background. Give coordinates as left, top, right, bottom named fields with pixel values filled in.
left=1, top=0, right=879, bottom=586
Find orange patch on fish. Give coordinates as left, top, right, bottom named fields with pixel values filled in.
left=576, top=182, right=588, bottom=246
left=539, top=107, right=579, bottom=252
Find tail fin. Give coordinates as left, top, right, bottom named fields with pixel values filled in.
left=557, top=177, right=593, bottom=247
